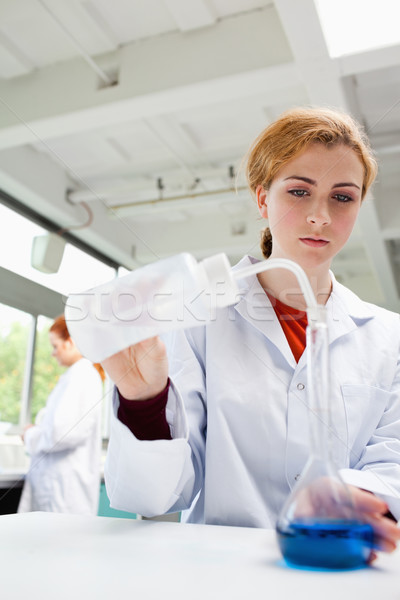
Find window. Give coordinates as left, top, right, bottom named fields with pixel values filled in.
left=0, top=304, right=32, bottom=428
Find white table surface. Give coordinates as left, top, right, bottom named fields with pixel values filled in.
left=1, top=512, right=399, bottom=600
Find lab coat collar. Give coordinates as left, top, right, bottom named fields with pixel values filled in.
left=232, top=256, right=375, bottom=363
left=328, top=272, right=376, bottom=320
left=232, top=256, right=297, bottom=368
left=325, top=272, right=376, bottom=345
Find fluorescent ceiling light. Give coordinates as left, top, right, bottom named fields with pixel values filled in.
left=315, top=0, right=400, bottom=57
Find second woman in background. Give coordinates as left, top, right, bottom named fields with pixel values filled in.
left=18, top=315, right=104, bottom=514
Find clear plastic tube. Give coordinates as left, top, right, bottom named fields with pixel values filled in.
left=233, top=258, right=318, bottom=311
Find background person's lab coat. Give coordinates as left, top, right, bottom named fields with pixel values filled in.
left=105, top=255, right=400, bottom=526
left=19, top=358, right=103, bottom=514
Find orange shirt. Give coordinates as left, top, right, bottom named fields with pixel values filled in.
left=267, top=293, right=308, bottom=363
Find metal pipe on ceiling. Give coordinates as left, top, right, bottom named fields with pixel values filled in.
left=108, top=185, right=249, bottom=211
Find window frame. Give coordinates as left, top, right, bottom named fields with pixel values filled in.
left=0, top=195, right=120, bottom=436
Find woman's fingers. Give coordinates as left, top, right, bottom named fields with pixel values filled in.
left=346, top=486, right=400, bottom=553
left=365, top=513, right=400, bottom=552
left=348, top=485, right=388, bottom=514
left=101, top=336, right=169, bottom=400
left=292, top=483, right=400, bottom=555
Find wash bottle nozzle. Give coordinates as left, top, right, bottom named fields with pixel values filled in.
left=232, top=257, right=319, bottom=311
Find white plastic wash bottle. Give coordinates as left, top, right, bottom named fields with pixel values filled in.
left=65, top=252, right=317, bottom=363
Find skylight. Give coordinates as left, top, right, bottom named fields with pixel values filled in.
left=315, top=0, right=400, bottom=57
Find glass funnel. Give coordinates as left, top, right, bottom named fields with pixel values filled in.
left=276, top=306, right=374, bottom=569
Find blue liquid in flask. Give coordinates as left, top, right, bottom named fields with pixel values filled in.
left=276, top=519, right=374, bottom=569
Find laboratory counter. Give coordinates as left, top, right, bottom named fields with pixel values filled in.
left=0, top=512, right=399, bottom=600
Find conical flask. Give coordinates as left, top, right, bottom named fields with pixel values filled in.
left=276, top=306, right=374, bottom=569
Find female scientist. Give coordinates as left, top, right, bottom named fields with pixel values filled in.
left=102, top=108, right=400, bottom=555
left=19, top=315, right=104, bottom=514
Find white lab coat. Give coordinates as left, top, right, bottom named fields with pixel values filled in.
left=105, top=256, right=400, bottom=526
left=18, top=358, right=103, bottom=514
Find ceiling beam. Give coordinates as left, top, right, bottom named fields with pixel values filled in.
left=162, top=0, right=216, bottom=31
left=0, top=29, right=35, bottom=77
left=274, top=0, right=346, bottom=108
left=338, top=43, right=400, bottom=77
left=0, top=6, right=295, bottom=150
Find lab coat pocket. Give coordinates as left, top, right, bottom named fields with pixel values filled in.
left=341, top=384, right=391, bottom=466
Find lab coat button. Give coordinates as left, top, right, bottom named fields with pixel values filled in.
left=294, top=474, right=301, bottom=481
left=296, top=383, right=305, bottom=390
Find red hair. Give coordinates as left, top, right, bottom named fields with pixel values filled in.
left=51, top=315, right=106, bottom=382
left=245, top=107, right=378, bottom=258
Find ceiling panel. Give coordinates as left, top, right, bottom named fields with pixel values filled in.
left=87, top=0, right=178, bottom=42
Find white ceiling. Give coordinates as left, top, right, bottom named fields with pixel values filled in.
left=1, top=0, right=400, bottom=310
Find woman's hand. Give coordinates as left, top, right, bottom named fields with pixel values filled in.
left=101, top=336, right=169, bottom=401
left=349, top=486, right=400, bottom=557
left=293, top=478, right=400, bottom=560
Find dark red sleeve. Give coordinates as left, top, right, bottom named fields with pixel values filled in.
left=117, top=379, right=172, bottom=440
